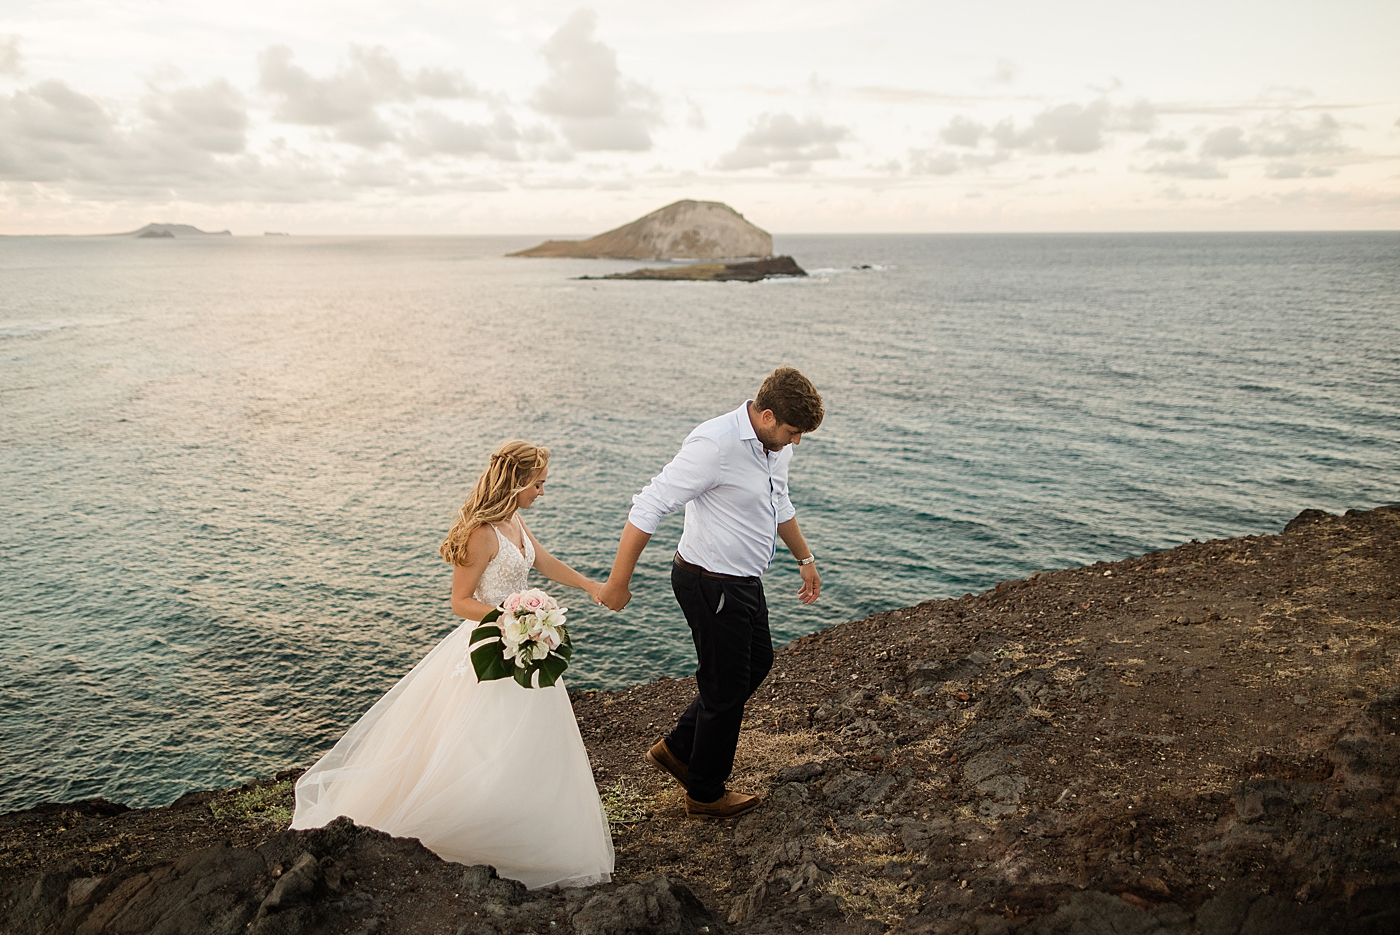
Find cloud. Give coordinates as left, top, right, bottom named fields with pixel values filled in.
left=408, top=111, right=555, bottom=161
left=1114, top=100, right=1156, bottom=133
left=907, top=148, right=1008, bottom=175
left=940, top=115, right=984, bottom=147
left=1199, top=114, right=1346, bottom=161
left=1, top=80, right=108, bottom=151
left=0, top=77, right=342, bottom=202
left=937, top=98, right=1157, bottom=157
left=0, top=35, right=20, bottom=77
left=990, top=99, right=1111, bottom=153
left=1145, top=135, right=1188, bottom=152
left=0, top=73, right=430, bottom=208
left=853, top=86, right=992, bottom=105
left=143, top=79, right=248, bottom=154
left=1264, top=162, right=1337, bottom=179
left=1230, top=185, right=1400, bottom=216
left=1200, top=126, right=1251, bottom=159
left=714, top=112, right=850, bottom=170
left=258, top=44, right=478, bottom=147
left=990, top=59, right=1018, bottom=85
left=0, top=43, right=586, bottom=207
left=907, top=151, right=957, bottom=175
left=531, top=9, right=660, bottom=152
left=1144, top=159, right=1227, bottom=179
left=522, top=177, right=593, bottom=189
left=1252, top=113, right=1346, bottom=157
left=685, top=97, right=706, bottom=131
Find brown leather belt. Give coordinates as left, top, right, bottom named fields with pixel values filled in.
left=673, top=553, right=757, bottom=582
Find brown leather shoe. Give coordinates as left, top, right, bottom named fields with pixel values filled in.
left=685, top=790, right=761, bottom=819
left=645, top=740, right=689, bottom=788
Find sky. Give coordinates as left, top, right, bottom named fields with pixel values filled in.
left=1, top=0, right=1398, bottom=234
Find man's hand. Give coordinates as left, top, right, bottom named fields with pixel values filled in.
left=583, top=580, right=604, bottom=605
left=797, top=562, right=821, bottom=604
left=597, top=578, right=632, bottom=611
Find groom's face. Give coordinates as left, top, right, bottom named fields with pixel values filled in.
left=754, top=409, right=804, bottom=452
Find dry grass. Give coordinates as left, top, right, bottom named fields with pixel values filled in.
left=813, top=828, right=922, bottom=925
left=729, top=728, right=835, bottom=791
left=208, top=781, right=294, bottom=827
left=599, top=777, right=651, bottom=830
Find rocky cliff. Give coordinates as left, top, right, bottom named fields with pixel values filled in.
left=3, top=505, right=1397, bottom=935
left=509, top=201, right=773, bottom=260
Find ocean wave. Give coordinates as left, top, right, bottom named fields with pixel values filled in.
left=805, top=264, right=892, bottom=275
left=0, top=317, right=128, bottom=340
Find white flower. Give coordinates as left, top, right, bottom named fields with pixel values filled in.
left=503, top=616, right=530, bottom=646
left=532, top=623, right=561, bottom=651
left=485, top=590, right=570, bottom=677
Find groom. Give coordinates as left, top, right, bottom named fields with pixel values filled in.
left=598, top=367, right=824, bottom=818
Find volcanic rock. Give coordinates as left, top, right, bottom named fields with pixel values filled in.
left=4, top=504, right=1399, bottom=934
left=509, top=200, right=772, bottom=260
left=579, top=256, right=806, bottom=282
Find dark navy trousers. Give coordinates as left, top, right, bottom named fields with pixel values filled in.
left=663, top=560, right=773, bottom=803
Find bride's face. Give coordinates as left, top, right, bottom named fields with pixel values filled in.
left=516, top=467, right=548, bottom=510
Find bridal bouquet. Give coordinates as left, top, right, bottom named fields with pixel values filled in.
left=461, top=589, right=573, bottom=688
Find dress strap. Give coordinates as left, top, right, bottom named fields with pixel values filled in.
left=491, top=520, right=529, bottom=563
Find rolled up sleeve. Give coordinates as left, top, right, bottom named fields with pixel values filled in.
left=627, top=436, right=722, bottom=534
left=772, top=467, right=796, bottom=525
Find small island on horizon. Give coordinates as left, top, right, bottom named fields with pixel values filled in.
left=509, top=200, right=774, bottom=261
left=115, top=223, right=232, bottom=238
left=577, top=255, right=807, bottom=282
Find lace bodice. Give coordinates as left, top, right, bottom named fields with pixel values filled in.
left=473, top=523, right=535, bottom=609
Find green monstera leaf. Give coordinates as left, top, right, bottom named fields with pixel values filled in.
left=469, top=609, right=572, bottom=689
left=469, top=609, right=514, bottom=682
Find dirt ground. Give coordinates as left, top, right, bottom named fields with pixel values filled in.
left=3, top=504, right=1397, bottom=934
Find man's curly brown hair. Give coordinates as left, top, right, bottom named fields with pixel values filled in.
left=754, top=366, right=824, bottom=433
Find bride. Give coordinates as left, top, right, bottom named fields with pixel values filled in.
left=292, top=440, right=615, bottom=889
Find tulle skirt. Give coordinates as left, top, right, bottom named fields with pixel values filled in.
left=291, top=619, right=614, bottom=889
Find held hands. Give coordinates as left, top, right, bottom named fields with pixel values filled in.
left=583, top=580, right=605, bottom=606
left=797, top=562, right=822, bottom=604
left=596, top=577, right=632, bottom=612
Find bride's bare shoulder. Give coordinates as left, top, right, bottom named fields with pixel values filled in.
left=462, top=524, right=500, bottom=565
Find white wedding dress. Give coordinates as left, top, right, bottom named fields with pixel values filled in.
left=291, top=525, right=614, bottom=889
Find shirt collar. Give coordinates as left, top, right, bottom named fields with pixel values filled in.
left=736, top=400, right=758, bottom=441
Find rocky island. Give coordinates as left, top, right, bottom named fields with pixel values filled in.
left=509, top=201, right=774, bottom=260
left=578, top=256, right=807, bottom=283
left=118, top=223, right=232, bottom=237
left=2, top=505, right=1397, bottom=935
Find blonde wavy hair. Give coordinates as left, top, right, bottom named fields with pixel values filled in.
left=439, top=440, right=550, bottom=566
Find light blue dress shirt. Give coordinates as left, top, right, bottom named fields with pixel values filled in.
left=627, top=401, right=797, bottom=578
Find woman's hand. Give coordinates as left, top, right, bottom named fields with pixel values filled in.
left=583, top=579, right=606, bottom=606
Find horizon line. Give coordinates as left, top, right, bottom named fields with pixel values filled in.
left=4, top=227, right=1399, bottom=239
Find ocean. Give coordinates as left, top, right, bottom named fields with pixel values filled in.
left=2, top=231, right=1397, bottom=812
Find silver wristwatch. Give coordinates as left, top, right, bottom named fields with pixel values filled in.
left=795, top=555, right=816, bottom=566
